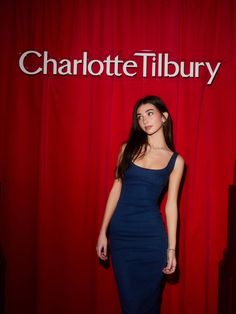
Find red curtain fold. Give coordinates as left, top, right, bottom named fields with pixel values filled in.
left=0, top=1, right=236, bottom=313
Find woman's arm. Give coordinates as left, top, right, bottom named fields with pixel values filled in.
left=98, top=178, right=122, bottom=235
left=96, top=143, right=126, bottom=260
left=163, top=154, right=185, bottom=274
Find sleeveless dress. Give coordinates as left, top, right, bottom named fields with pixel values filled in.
left=109, top=152, right=178, bottom=314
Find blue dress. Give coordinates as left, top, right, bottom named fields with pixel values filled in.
left=109, top=152, right=178, bottom=314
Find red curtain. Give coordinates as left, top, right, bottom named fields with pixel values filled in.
left=0, top=1, right=236, bottom=313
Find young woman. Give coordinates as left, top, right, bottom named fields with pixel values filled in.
left=96, top=95, right=185, bottom=314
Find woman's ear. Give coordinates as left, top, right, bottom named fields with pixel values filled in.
left=162, top=112, right=169, bottom=123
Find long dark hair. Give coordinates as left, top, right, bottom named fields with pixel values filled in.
left=115, top=95, right=175, bottom=180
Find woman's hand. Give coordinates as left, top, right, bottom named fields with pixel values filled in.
left=96, top=232, right=108, bottom=260
left=162, top=249, right=177, bottom=274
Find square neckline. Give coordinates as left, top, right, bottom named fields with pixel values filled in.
left=131, top=152, right=176, bottom=171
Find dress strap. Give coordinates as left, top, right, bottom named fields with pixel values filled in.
left=167, top=152, right=178, bottom=173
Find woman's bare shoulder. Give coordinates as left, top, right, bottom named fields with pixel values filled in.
left=116, top=142, right=127, bottom=161
left=174, top=153, right=185, bottom=171
left=119, top=142, right=127, bottom=155
left=176, top=153, right=185, bottom=163
left=121, top=142, right=127, bottom=151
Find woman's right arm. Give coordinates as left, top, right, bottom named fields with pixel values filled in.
left=96, top=143, right=126, bottom=260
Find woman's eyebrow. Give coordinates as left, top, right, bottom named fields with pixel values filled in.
left=137, top=109, right=154, bottom=116
left=136, top=108, right=154, bottom=117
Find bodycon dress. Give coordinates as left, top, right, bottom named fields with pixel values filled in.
left=109, top=152, right=178, bottom=314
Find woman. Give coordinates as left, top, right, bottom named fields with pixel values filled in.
left=96, top=95, right=185, bottom=313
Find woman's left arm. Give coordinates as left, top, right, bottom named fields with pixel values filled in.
left=162, top=154, right=185, bottom=274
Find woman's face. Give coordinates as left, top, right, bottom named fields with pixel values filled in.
left=136, top=103, right=166, bottom=135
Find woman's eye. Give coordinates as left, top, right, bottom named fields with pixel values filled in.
left=148, top=112, right=153, bottom=116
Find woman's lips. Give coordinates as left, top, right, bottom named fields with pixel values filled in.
left=145, top=125, right=152, bottom=131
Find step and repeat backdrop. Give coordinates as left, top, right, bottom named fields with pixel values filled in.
left=0, top=1, right=236, bottom=314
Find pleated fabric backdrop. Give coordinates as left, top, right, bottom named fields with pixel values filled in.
left=0, top=0, right=236, bottom=313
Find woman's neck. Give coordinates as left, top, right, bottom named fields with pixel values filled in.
left=147, top=130, right=168, bottom=150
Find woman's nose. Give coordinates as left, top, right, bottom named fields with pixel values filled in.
left=143, top=116, right=148, bottom=124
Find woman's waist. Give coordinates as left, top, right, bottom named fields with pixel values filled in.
left=112, top=203, right=163, bottom=219
left=109, top=210, right=166, bottom=237
left=119, top=193, right=161, bottom=203
left=116, top=199, right=160, bottom=209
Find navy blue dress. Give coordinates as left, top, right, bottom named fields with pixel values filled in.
left=109, top=152, right=178, bottom=314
